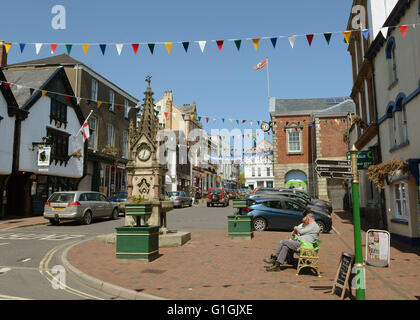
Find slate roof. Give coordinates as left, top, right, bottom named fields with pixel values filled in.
left=6, top=54, right=82, bottom=67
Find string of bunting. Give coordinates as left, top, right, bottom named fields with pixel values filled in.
left=2, top=23, right=417, bottom=56
left=0, top=79, right=350, bottom=134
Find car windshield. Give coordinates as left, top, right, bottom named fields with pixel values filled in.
left=48, top=193, right=75, bottom=203
left=110, top=192, right=127, bottom=198
left=167, top=192, right=180, bottom=197
left=210, top=189, right=221, bottom=194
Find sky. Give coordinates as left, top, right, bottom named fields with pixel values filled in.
left=2, top=0, right=355, bottom=142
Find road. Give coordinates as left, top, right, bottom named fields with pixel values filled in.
left=0, top=203, right=233, bottom=300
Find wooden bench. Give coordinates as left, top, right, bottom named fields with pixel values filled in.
left=295, top=239, right=322, bottom=277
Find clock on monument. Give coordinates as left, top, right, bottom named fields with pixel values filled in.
left=137, top=143, right=151, bottom=161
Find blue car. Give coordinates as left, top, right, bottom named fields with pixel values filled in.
left=109, top=191, right=128, bottom=214
left=243, top=197, right=332, bottom=233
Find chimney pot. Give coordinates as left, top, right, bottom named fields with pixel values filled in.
left=0, top=40, right=7, bottom=68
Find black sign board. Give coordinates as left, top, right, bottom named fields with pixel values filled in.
left=331, top=252, right=354, bottom=299
left=318, top=172, right=353, bottom=179
left=316, top=166, right=352, bottom=173
left=315, top=159, right=351, bottom=167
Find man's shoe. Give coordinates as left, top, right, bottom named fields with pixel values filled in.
left=263, top=255, right=277, bottom=265
left=265, top=262, right=285, bottom=272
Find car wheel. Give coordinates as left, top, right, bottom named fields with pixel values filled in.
left=110, top=208, right=119, bottom=220
left=82, top=211, right=92, bottom=225
left=253, top=217, right=267, bottom=231
left=316, top=220, right=326, bottom=233
left=49, top=219, right=59, bottom=226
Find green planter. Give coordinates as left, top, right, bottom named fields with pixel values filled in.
left=115, top=225, right=159, bottom=261
left=233, top=199, right=248, bottom=208
left=125, top=202, right=152, bottom=216
left=228, top=215, right=253, bottom=240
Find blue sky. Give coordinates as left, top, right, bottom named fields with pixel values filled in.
left=3, top=0, right=354, bottom=136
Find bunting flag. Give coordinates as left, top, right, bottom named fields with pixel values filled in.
left=117, top=104, right=122, bottom=111
left=198, top=41, right=206, bottom=53
left=182, top=42, right=189, bottom=52
left=35, top=43, right=42, bottom=55
left=87, top=100, right=92, bottom=106
left=216, top=40, right=224, bottom=51
left=206, top=117, right=209, bottom=123
left=306, top=34, right=314, bottom=46
left=164, top=112, right=168, bottom=118
left=165, top=42, right=173, bottom=54
left=50, top=44, right=57, bottom=54
left=5, top=43, right=12, bottom=54
left=41, top=90, right=47, bottom=97
left=324, top=33, right=332, bottom=45
left=66, top=44, right=72, bottom=55
left=381, top=27, right=389, bottom=38
left=99, top=44, right=107, bottom=55
left=234, top=40, right=241, bottom=51
left=362, top=29, right=370, bottom=40
left=29, top=88, right=34, bottom=96
left=148, top=43, right=155, bottom=54
left=198, top=116, right=202, bottom=122
left=288, top=35, right=296, bottom=48
left=3, top=82, right=10, bottom=90
left=182, top=114, right=185, bottom=120
left=116, top=44, right=123, bottom=55
left=229, top=119, right=232, bottom=123
left=399, top=25, right=408, bottom=38
left=252, top=38, right=260, bottom=50
left=77, top=97, right=81, bottom=104
left=132, top=43, right=139, bottom=55
left=343, top=31, right=352, bottom=43
left=190, top=114, right=194, bottom=120
left=19, top=43, right=26, bottom=53
left=97, top=101, right=102, bottom=108
left=270, top=37, right=277, bottom=48
left=65, top=95, right=70, bottom=102
left=82, top=44, right=90, bottom=55
left=222, top=118, right=225, bottom=123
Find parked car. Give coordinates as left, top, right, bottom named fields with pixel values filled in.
left=228, top=189, right=238, bottom=199
left=239, top=188, right=251, bottom=196
left=109, top=191, right=128, bottom=214
left=167, top=191, right=192, bottom=208
left=243, top=197, right=332, bottom=233
left=207, top=187, right=229, bottom=207
left=43, top=191, right=120, bottom=225
left=277, top=188, right=332, bottom=213
left=252, top=187, right=278, bottom=194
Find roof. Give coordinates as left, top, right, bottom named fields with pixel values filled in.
left=269, top=97, right=355, bottom=116
left=0, top=68, right=18, bottom=108
left=178, top=104, right=196, bottom=114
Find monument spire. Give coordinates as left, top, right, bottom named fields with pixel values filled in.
left=138, top=75, right=159, bottom=142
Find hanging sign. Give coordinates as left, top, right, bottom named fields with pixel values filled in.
left=365, top=229, right=390, bottom=267
left=37, top=146, right=51, bottom=167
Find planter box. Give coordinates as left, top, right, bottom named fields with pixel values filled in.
left=233, top=199, right=248, bottom=208
left=125, top=203, right=152, bottom=216
left=115, top=225, right=159, bottom=261
left=228, top=215, right=253, bottom=240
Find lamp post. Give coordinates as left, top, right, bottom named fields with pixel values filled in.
left=350, top=145, right=366, bottom=300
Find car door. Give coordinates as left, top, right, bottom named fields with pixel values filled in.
left=86, top=193, right=99, bottom=217
left=95, top=193, right=109, bottom=217
left=280, top=200, right=306, bottom=230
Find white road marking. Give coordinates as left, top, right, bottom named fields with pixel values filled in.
left=20, top=258, right=31, bottom=263
left=0, top=243, right=9, bottom=246
left=0, top=233, right=85, bottom=241
left=0, top=267, right=11, bottom=274
left=0, top=294, right=31, bottom=300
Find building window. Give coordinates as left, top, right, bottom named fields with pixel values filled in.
left=287, top=129, right=301, bottom=153
left=91, top=79, right=98, bottom=101
left=385, top=38, right=398, bottom=85
left=88, top=117, right=97, bottom=150
left=394, top=182, right=408, bottom=220
left=252, top=167, right=255, bottom=177
left=392, top=114, right=399, bottom=147
left=124, top=100, right=129, bottom=118
left=267, top=167, right=270, bottom=177
left=258, top=167, right=261, bottom=177
left=122, top=130, right=128, bottom=159
left=47, top=127, right=70, bottom=165
left=107, top=124, right=115, bottom=147
left=109, top=90, right=115, bottom=112
left=401, top=104, right=408, bottom=143
left=50, top=99, right=67, bottom=128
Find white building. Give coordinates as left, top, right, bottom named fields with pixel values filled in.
left=244, top=139, right=274, bottom=190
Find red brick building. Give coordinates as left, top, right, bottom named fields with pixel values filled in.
left=269, top=97, right=355, bottom=207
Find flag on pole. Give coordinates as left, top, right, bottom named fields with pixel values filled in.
left=81, top=119, right=90, bottom=142
left=253, top=59, right=267, bottom=70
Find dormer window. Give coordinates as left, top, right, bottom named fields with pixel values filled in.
left=50, top=99, right=67, bottom=128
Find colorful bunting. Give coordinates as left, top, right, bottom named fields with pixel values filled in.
left=65, top=95, right=70, bottom=102
left=343, top=31, right=352, bottom=43
left=234, top=40, right=241, bottom=51
left=50, top=44, right=57, bottom=54
left=97, top=101, right=102, bottom=108
left=288, top=36, right=296, bottom=48
left=41, top=90, right=47, bottom=97
left=362, top=29, right=370, bottom=40
left=252, top=38, right=260, bottom=50
left=399, top=25, right=408, bottom=38
left=380, top=27, right=389, bottom=38
left=66, top=44, right=72, bottom=55
left=5, top=43, right=12, bottom=54
left=3, top=82, right=10, bottom=90
left=29, top=88, right=34, bottom=96
left=324, top=33, right=332, bottom=45
left=198, top=41, right=206, bottom=53
left=306, top=34, right=314, bottom=46
left=206, top=117, right=209, bottom=123
left=19, top=43, right=26, bottom=53
left=148, top=43, right=155, bottom=55
left=132, top=43, right=139, bottom=55
left=216, top=40, right=224, bottom=51
left=116, top=44, right=123, bottom=56
left=82, top=44, right=90, bottom=55
left=270, top=37, right=277, bottom=48
left=35, top=43, right=42, bottom=55
left=165, top=42, right=173, bottom=54
left=99, top=44, right=107, bottom=55
left=182, top=42, right=189, bottom=52
left=164, top=112, right=168, bottom=118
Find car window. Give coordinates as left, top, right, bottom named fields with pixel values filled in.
left=265, top=201, right=282, bottom=209
left=167, top=192, right=180, bottom=197
left=210, top=189, right=221, bottom=194
left=49, top=193, right=75, bottom=203
left=283, top=200, right=303, bottom=211
left=79, top=193, right=89, bottom=201
left=86, top=193, right=98, bottom=201
left=97, top=194, right=108, bottom=202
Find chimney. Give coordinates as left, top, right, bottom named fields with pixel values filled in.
left=0, top=40, right=7, bottom=68
left=166, top=98, right=173, bottom=129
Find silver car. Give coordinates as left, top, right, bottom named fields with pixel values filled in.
left=43, top=191, right=120, bottom=225
left=167, top=191, right=192, bottom=208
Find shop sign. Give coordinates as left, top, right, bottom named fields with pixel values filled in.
left=346, top=150, right=373, bottom=169
left=117, top=163, right=126, bottom=169
left=37, top=146, right=51, bottom=167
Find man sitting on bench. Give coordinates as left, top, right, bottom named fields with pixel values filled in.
left=265, top=213, right=320, bottom=272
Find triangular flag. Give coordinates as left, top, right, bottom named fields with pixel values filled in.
left=19, top=43, right=26, bottom=53
left=5, top=43, right=12, bottom=54
left=222, top=118, right=225, bottom=123
left=132, top=43, right=139, bottom=55
left=216, top=40, right=224, bottom=51
left=306, top=34, right=314, bottom=46
left=148, top=43, right=155, bottom=55
left=270, top=37, right=277, bottom=48
left=165, top=42, right=172, bottom=54
left=65, top=95, right=70, bottom=102
left=82, top=44, right=90, bottom=55
left=117, top=104, right=122, bottom=111
left=242, top=120, right=246, bottom=124
left=76, top=97, right=81, bottom=104
left=16, top=85, right=22, bottom=91
left=206, top=117, right=209, bottom=123
left=182, top=114, right=185, bottom=120
left=234, top=40, right=241, bottom=51
left=236, top=120, right=239, bottom=124
left=362, top=29, right=370, bottom=40
left=41, top=90, right=47, bottom=97
left=399, top=25, right=408, bottom=38
left=252, top=38, right=260, bottom=50
left=97, top=101, right=102, bottom=108
left=3, top=82, right=10, bottom=90
left=164, top=112, right=168, bottom=118
left=229, top=119, right=232, bottom=123
left=324, top=33, right=332, bottom=45
left=29, top=88, right=34, bottom=95
left=380, top=27, right=389, bottom=38
left=198, top=41, right=206, bottom=53
left=343, top=31, right=352, bottom=43
left=198, top=116, right=202, bottom=122
left=116, top=44, right=123, bottom=55
left=288, top=36, right=296, bottom=48
left=155, top=111, right=159, bottom=116
left=99, top=44, right=107, bottom=55
left=66, top=44, right=72, bottom=55
left=87, top=100, right=92, bottom=106
left=35, top=43, right=43, bottom=55
left=190, top=114, right=194, bottom=120
left=182, top=42, right=189, bottom=52
left=50, top=44, right=57, bottom=54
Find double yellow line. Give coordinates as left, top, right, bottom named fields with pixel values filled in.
left=39, top=243, right=104, bottom=300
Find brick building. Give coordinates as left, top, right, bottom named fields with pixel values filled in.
left=269, top=97, right=355, bottom=208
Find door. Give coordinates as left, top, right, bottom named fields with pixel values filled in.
left=280, top=200, right=305, bottom=230
left=86, top=193, right=100, bottom=217
left=95, top=193, right=109, bottom=217
left=262, top=200, right=289, bottom=229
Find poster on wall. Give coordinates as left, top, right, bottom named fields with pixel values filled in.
left=37, top=146, right=51, bottom=167
left=365, top=229, right=390, bottom=267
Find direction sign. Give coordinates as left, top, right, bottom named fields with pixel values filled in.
left=315, top=159, right=351, bottom=167
left=318, top=171, right=354, bottom=179
left=316, top=166, right=352, bottom=173
left=346, top=151, right=373, bottom=169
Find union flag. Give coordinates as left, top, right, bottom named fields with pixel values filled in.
left=253, top=59, right=267, bottom=70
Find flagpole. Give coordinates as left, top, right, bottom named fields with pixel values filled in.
left=75, top=110, right=93, bottom=137
left=266, top=57, right=270, bottom=100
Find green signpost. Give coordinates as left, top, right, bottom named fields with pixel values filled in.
left=346, top=150, right=373, bottom=169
